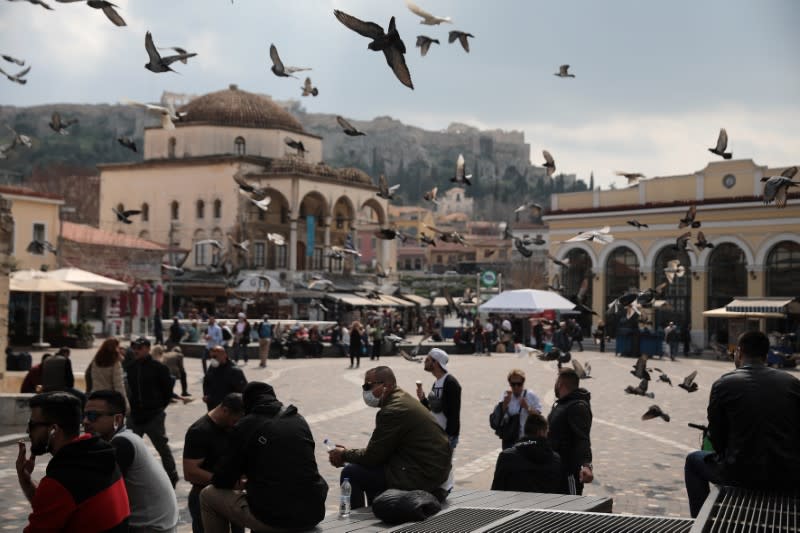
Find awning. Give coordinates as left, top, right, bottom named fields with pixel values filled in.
left=400, top=294, right=431, bottom=307
left=380, top=294, right=415, bottom=307
left=48, top=267, right=128, bottom=291
left=479, top=289, right=577, bottom=315
left=432, top=297, right=448, bottom=307
left=703, top=307, right=785, bottom=319
left=725, top=298, right=799, bottom=315
left=355, top=293, right=403, bottom=307
left=326, top=293, right=380, bottom=307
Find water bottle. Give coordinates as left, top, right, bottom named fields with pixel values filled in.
left=339, top=478, right=352, bottom=518
left=323, top=438, right=335, bottom=452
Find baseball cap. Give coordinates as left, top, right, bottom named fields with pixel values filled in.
left=238, top=312, right=246, bottom=319
left=428, top=348, right=449, bottom=372
left=131, top=336, right=151, bottom=348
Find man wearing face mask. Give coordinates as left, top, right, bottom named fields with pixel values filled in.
left=16, top=392, right=130, bottom=532
left=82, top=390, right=179, bottom=533
left=328, top=366, right=452, bottom=508
left=547, top=368, right=593, bottom=496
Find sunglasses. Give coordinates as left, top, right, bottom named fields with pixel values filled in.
left=83, top=411, right=116, bottom=422
left=27, top=420, right=50, bottom=433
left=509, top=381, right=525, bottom=387
left=362, top=381, right=384, bottom=391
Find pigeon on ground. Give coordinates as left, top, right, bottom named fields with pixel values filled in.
left=121, top=99, right=184, bottom=130
left=8, top=0, right=53, bottom=9
left=554, top=64, right=575, bottom=78
left=116, top=136, right=137, bottom=152
left=564, top=226, right=614, bottom=244
left=679, top=370, right=699, bottom=392
left=269, top=44, right=310, bottom=78
left=377, top=174, right=400, bottom=200
left=301, top=77, right=318, bottom=97
left=2, top=55, right=25, bottom=66
left=616, top=171, right=644, bottom=185
left=267, top=233, right=286, bottom=246
left=448, top=31, right=474, bottom=53
left=405, top=1, right=452, bottom=25
left=423, top=186, right=438, bottom=204
left=708, top=128, right=732, bottom=159
left=664, top=259, right=686, bottom=283
left=144, top=32, right=196, bottom=73
left=415, top=35, right=439, bottom=56
left=0, top=64, right=30, bottom=84
left=55, top=0, right=126, bottom=26
left=678, top=204, right=701, bottom=229
left=761, top=168, right=798, bottom=208
left=336, top=115, right=366, bottom=136
left=49, top=112, right=78, bottom=135
left=112, top=207, right=141, bottom=224
left=694, top=231, right=714, bottom=250
left=285, top=137, right=307, bottom=154
left=642, top=405, right=670, bottom=422
left=334, top=10, right=414, bottom=89
left=26, top=239, right=57, bottom=255
left=542, top=150, right=556, bottom=176
left=451, top=153, right=472, bottom=185
left=627, top=220, right=648, bottom=229
left=514, top=201, right=543, bottom=216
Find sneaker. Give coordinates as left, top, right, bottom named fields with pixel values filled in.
left=180, top=392, right=192, bottom=397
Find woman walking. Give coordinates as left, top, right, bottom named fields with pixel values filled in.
left=349, top=321, right=363, bottom=369
left=86, top=337, right=129, bottom=413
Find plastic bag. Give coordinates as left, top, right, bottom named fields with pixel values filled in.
left=372, top=489, right=442, bottom=525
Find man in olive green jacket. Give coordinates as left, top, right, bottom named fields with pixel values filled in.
left=328, top=366, right=452, bottom=508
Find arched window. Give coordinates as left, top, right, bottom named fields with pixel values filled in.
left=605, top=247, right=639, bottom=306
left=766, top=241, right=800, bottom=297
left=168, top=137, right=176, bottom=159
left=196, top=200, right=205, bottom=219
left=234, top=136, right=246, bottom=156
left=141, top=203, right=149, bottom=222
left=213, top=199, right=222, bottom=219
left=563, top=249, right=593, bottom=334
left=653, top=246, right=692, bottom=328
left=707, top=243, right=747, bottom=343
left=170, top=201, right=179, bottom=221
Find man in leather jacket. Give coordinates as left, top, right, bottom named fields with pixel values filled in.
left=547, top=368, right=593, bottom=495
left=684, top=330, right=800, bottom=517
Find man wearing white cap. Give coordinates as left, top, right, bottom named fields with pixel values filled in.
left=417, top=348, right=461, bottom=492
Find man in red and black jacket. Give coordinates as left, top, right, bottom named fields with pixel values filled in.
left=16, top=391, right=130, bottom=532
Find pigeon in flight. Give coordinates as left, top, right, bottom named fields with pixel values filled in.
left=144, top=32, right=196, bottom=73
left=572, top=359, right=591, bottom=379
left=334, top=10, right=414, bottom=89
left=678, top=204, right=701, bottom=229
left=708, top=128, right=732, bottom=159
left=637, top=282, right=668, bottom=306
left=616, top=171, right=645, bottom=185
left=426, top=225, right=469, bottom=246
left=423, top=186, right=438, bottom=204
left=112, top=207, right=141, bottom=224
left=694, top=231, right=714, bottom=250
left=514, top=201, right=543, bottom=216
left=419, top=232, right=436, bottom=247
left=301, top=77, right=318, bottom=97
left=523, top=234, right=546, bottom=246
left=26, top=239, right=57, bottom=255
left=564, top=226, right=614, bottom=245
left=161, top=263, right=184, bottom=275
left=377, top=174, right=400, bottom=200
left=672, top=231, right=692, bottom=253
left=546, top=253, right=569, bottom=268
left=2, top=55, right=25, bottom=66
left=761, top=167, right=798, bottom=208
left=5, top=125, right=32, bottom=148
left=554, top=64, right=575, bottom=78
left=415, top=36, right=439, bottom=56
left=233, top=173, right=269, bottom=201
left=267, top=233, right=286, bottom=246
left=625, top=378, right=654, bottom=399
left=542, top=150, right=556, bottom=176
left=157, top=46, right=194, bottom=64
left=269, top=44, right=310, bottom=79
left=308, top=278, right=335, bottom=291
left=285, top=137, right=307, bottom=154
left=678, top=370, right=699, bottom=393
left=329, top=245, right=361, bottom=258
left=451, top=153, right=472, bottom=185
left=627, top=220, right=648, bottom=229
left=448, top=31, right=474, bottom=53
left=55, top=0, right=126, bottom=26
left=228, top=236, right=249, bottom=254
left=336, top=115, right=366, bottom=136
left=631, top=354, right=650, bottom=380
left=116, top=136, right=137, bottom=152
left=8, top=0, right=53, bottom=9
left=1, top=64, right=31, bottom=84
left=664, top=259, right=686, bottom=283
left=121, top=99, right=184, bottom=130
left=196, top=239, right=223, bottom=250
left=246, top=195, right=270, bottom=212
left=49, top=112, right=79, bottom=135
left=405, top=1, right=452, bottom=25
left=546, top=275, right=563, bottom=293
left=514, top=238, right=533, bottom=258
left=374, top=227, right=408, bottom=243
left=642, top=405, right=670, bottom=422
left=657, top=371, right=673, bottom=386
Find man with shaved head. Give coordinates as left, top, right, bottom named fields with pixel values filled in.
left=328, top=366, right=452, bottom=508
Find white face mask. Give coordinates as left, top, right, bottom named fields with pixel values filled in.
left=209, top=358, right=220, bottom=368
left=362, top=390, right=381, bottom=408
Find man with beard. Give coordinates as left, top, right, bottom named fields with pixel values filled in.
left=547, top=368, right=594, bottom=495
left=16, top=392, right=130, bottom=532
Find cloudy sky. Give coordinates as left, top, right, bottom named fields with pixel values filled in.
left=2, top=0, right=798, bottom=188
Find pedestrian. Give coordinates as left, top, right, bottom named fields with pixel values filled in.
left=16, top=392, right=130, bottom=532
left=491, top=413, right=566, bottom=493
left=219, top=321, right=233, bottom=350
left=665, top=322, right=679, bottom=361
left=154, top=315, right=164, bottom=346
left=203, top=345, right=247, bottom=412
left=349, top=321, right=364, bottom=369
left=569, top=320, right=584, bottom=352
left=151, top=346, right=192, bottom=401
left=552, top=322, right=571, bottom=355
left=184, top=393, right=245, bottom=533
left=683, top=330, right=800, bottom=517
left=185, top=321, right=200, bottom=343
left=256, top=315, right=272, bottom=368
left=86, top=337, right=129, bottom=414
left=533, top=320, right=544, bottom=350
left=20, top=352, right=52, bottom=393
left=547, top=367, right=593, bottom=495
left=416, top=348, right=461, bottom=493
left=596, top=320, right=606, bottom=353
left=232, top=313, right=251, bottom=365
left=202, top=316, right=223, bottom=375
left=200, top=382, right=328, bottom=531
left=82, top=390, right=179, bottom=533
left=328, top=366, right=452, bottom=508
left=125, top=336, right=180, bottom=487
left=682, top=324, right=692, bottom=357
left=490, top=369, right=543, bottom=450
left=167, top=317, right=184, bottom=350
left=41, top=347, right=86, bottom=407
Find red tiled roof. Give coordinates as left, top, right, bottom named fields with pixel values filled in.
left=0, top=185, right=64, bottom=201
left=62, top=222, right=167, bottom=250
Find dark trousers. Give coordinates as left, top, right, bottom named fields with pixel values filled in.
left=685, top=450, right=719, bottom=517
left=341, top=463, right=387, bottom=509
left=189, top=485, right=243, bottom=533
left=129, top=410, right=178, bottom=486
left=350, top=351, right=360, bottom=368
left=233, top=343, right=248, bottom=363
left=371, top=341, right=381, bottom=360
left=178, top=367, right=188, bottom=396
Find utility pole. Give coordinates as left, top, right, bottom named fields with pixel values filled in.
left=167, top=222, right=175, bottom=318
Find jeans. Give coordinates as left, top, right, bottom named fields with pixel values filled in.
left=129, top=410, right=178, bottom=486
left=341, top=463, right=387, bottom=509
left=258, top=338, right=271, bottom=366
left=200, top=486, right=281, bottom=533
left=684, top=450, right=719, bottom=517
left=232, top=343, right=248, bottom=363
left=190, top=486, right=243, bottom=533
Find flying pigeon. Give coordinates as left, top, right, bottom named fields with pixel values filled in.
left=564, top=226, right=614, bottom=245
left=144, top=31, right=196, bottom=73
left=26, top=239, right=57, bottom=255
left=451, top=153, right=472, bottom=185
left=642, top=405, right=670, bottom=422
left=572, top=359, right=591, bottom=379
left=112, top=207, right=141, bottom=224
left=546, top=253, right=569, bottom=268
left=2, top=55, right=25, bottom=66
left=554, top=64, right=575, bottom=78
left=228, top=236, right=250, bottom=254
left=672, top=231, right=692, bottom=253
left=49, top=112, right=78, bottom=135
left=694, top=231, right=714, bottom=250
left=415, top=35, right=439, bottom=56
left=196, top=239, right=223, bottom=250
left=374, top=228, right=408, bottom=242
left=708, top=128, right=732, bottom=159
left=308, top=278, right=335, bottom=291
left=269, top=44, right=310, bottom=78
left=55, top=0, right=126, bottom=26
left=678, top=204, right=701, bottom=229
left=121, top=99, right=184, bottom=130
left=334, top=10, right=414, bottom=89
left=631, top=355, right=650, bottom=380
left=233, top=173, right=269, bottom=201
left=285, top=137, right=307, bottom=154
left=161, top=263, right=184, bottom=275
left=514, top=238, right=533, bottom=258
left=375, top=263, right=388, bottom=278
left=761, top=168, right=798, bottom=208
left=0, top=64, right=31, bottom=84
left=330, top=245, right=361, bottom=258
left=377, top=174, right=400, bottom=200
left=419, top=232, right=436, bottom=247
left=664, top=259, right=686, bottom=283
left=157, top=46, right=194, bottom=64
left=627, top=220, right=648, bottom=229
left=514, top=201, right=543, bottom=216
left=657, top=372, right=673, bottom=386
left=405, top=1, right=452, bottom=25
left=248, top=195, right=271, bottom=212
left=542, top=150, right=556, bottom=177
left=5, top=125, right=32, bottom=148
left=423, top=186, right=438, bottom=204
left=116, top=136, right=137, bottom=152
left=616, top=171, right=644, bottom=185
left=301, top=77, right=318, bottom=97
left=426, top=225, right=469, bottom=246
left=625, top=378, right=654, bottom=398
left=8, top=0, right=53, bottom=9
left=448, top=31, right=474, bottom=53
left=336, top=115, right=366, bottom=136
left=637, top=282, right=668, bottom=306
left=679, top=370, right=699, bottom=392
left=267, top=233, right=286, bottom=246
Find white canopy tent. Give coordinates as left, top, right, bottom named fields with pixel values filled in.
left=478, top=289, right=577, bottom=316
left=48, top=267, right=129, bottom=291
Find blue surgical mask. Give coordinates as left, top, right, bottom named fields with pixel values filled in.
left=362, top=390, right=381, bottom=408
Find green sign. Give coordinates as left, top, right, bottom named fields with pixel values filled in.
left=480, top=270, right=497, bottom=287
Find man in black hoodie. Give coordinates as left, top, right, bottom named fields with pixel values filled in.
left=547, top=368, right=593, bottom=495
left=491, top=412, right=566, bottom=493
left=200, top=381, right=328, bottom=532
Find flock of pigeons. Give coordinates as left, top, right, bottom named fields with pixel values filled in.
left=627, top=354, right=700, bottom=424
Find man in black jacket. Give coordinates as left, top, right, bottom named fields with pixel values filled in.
left=126, top=336, right=179, bottom=486
left=202, top=345, right=247, bottom=411
left=200, top=381, right=328, bottom=531
left=491, top=412, right=565, bottom=493
left=547, top=368, right=593, bottom=495
left=684, top=330, right=800, bottom=517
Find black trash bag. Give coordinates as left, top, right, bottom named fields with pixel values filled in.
left=372, top=489, right=442, bottom=525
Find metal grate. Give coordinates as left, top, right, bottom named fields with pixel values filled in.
left=693, top=486, right=800, bottom=533
left=483, top=509, right=694, bottom=533
left=390, top=508, right=517, bottom=532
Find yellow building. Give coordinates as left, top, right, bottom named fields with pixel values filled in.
left=1, top=185, right=64, bottom=271
left=98, top=85, right=393, bottom=304
left=543, top=159, right=800, bottom=345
